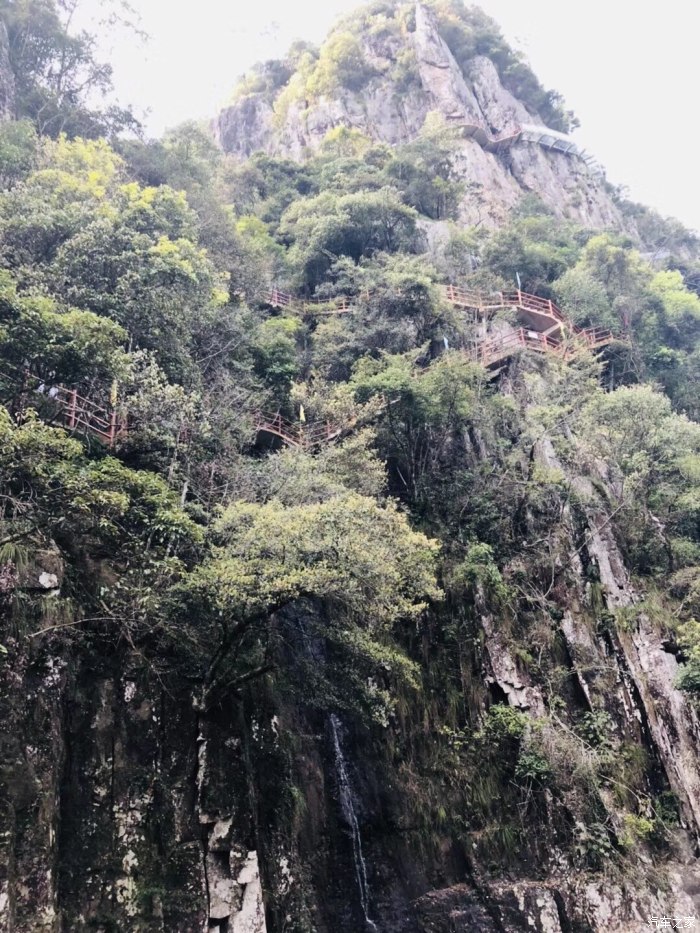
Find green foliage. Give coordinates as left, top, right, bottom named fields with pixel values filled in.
left=450, top=542, right=512, bottom=607
left=476, top=704, right=527, bottom=743
left=619, top=814, right=654, bottom=850
left=251, top=316, right=303, bottom=396
left=480, top=212, right=582, bottom=292
left=174, top=492, right=440, bottom=717
left=280, top=187, right=418, bottom=287
left=229, top=59, right=294, bottom=103
left=553, top=266, right=614, bottom=329
left=194, top=493, right=439, bottom=624
left=0, top=407, right=200, bottom=564
left=1, top=3, right=700, bottom=910
left=514, top=749, right=552, bottom=787
left=2, top=0, right=139, bottom=137
left=676, top=618, right=700, bottom=697
left=306, top=32, right=378, bottom=96
left=576, top=710, right=615, bottom=750
left=0, top=119, right=38, bottom=186
left=574, top=819, right=615, bottom=869
left=0, top=269, right=126, bottom=384
left=384, top=115, right=464, bottom=220
left=351, top=350, right=485, bottom=504
left=580, top=385, right=700, bottom=573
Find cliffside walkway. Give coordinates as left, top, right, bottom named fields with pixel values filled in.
left=258, top=283, right=626, bottom=448
left=0, top=281, right=624, bottom=452
left=253, top=411, right=343, bottom=450
left=266, top=284, right=620, bottom=356
left=457, top=120, right=604, bottom=178
left=0, top=364, right=126, bottom=447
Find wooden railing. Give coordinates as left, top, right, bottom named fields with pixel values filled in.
left=266, top=286, right=625, bottom=351
left=441, top=285, right=567, bottom=324
left=253, top=324, right=626, bottom=449
left=254, top=411, right=341, bottom=450
left=0, top=289, right=625, bottom=454
left=576, top=326, right=618, bottom=349
left=474, top=329, right=561, bottom=366
left=474, top=326, right=621, bottom=367
left=268, top=284, right=568, bottom=325
left=0, top=364, right=126, bottom=446
left=47, top=384, right=126, bottom=445
left=267, top=288, right=361, bottom=316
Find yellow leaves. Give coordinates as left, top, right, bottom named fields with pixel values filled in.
left=236, top=215, right=269, bottom=239
left=72, top=488, right=129, bottom=519
left=320, top=127, right=372, bottom=158
left=258, top=316, right=302, bottom=339
left=38, top=135, right=123, bottom=198
left=650, top=269, right=700, bottom=322
left=149, top=235, right=202, bottom=282
left=212, top=287, right=229, bottom=307
left=120, top=181, right=188, bottom=213
left=201, top=493, right=441, bottom=626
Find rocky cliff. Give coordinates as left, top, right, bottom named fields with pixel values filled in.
left=215, top=2, right=621, bottom=229
left=4, top=415, right=700, bottom=932
left=2, top=2, right=699, bottom=932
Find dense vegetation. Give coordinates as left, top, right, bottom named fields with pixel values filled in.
left=2, top=0, right=700, bottom=926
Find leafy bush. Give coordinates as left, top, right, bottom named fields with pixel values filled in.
left=307, top=32, right=379, bottom=96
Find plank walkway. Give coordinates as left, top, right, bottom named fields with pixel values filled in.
left=265, top=284, right=621, bottom=361
left=0, top=279, right=626, bottom=451
left=0, top=364, right=126, bottom=446
left=258, top=284, right=627, bottom=448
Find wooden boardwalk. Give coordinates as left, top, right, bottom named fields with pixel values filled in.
left=259, top=283, right=627, bottom=447
left=0, top=280, right=625, bottom=452
left=265, top=284, right=621, bottom=362
left=0, top=365, right=126, bottom=446
left=254, top=411, right=342, bottom=450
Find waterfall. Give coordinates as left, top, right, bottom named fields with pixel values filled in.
left=329, top=714, right=378, bottom=932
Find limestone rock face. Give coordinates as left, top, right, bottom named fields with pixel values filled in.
left=214, top=3, right=623, bottom=229
left=412, top=1, right=482, bottom=125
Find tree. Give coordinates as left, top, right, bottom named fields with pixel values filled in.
left=384, top=114, right=464, bottom=220
left=174, top=493, right=440, bottom=717
left=306, top=31, right=378, bottom=96
left=480, top=214, right=581, bottom=293
left=0, top=268, right=127, bottom=386
left=0, top=119, right=38, bottom=187
left=553, top=266, right=614, bottom=329
left=351, top=351, right=484, bottom=505
left=1, top=0, right=140, bottom=137
left=580, top=385, right=700, bottom=573
left=280, top=187, right=418, bottom=288
left=0, top=407, right=200, bottom=572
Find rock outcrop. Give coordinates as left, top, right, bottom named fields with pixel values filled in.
left=215, top=3, right=621, bottom=229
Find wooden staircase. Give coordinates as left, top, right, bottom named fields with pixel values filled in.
left=265, top=284, right=623, bottom=365
left=0, top=282, right=626, bottom=453
left=254, top=411, right=342, bottom=450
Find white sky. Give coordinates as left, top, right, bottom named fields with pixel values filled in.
left=87, top=0, right=699, bottom=231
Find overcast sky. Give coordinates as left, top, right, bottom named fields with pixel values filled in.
left=84, top=0, right=699, bottom=231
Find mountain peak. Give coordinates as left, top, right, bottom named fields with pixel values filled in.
left=214, top=0, right=620, bottom=229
